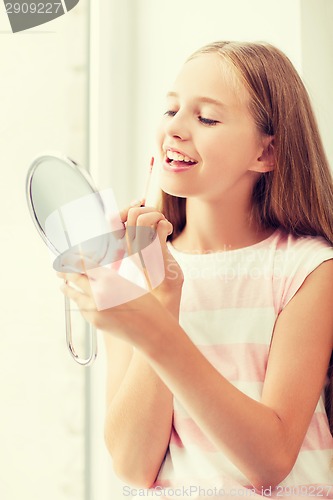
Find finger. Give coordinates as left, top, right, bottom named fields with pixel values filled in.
left=60, top=283, right=96, bottom=312
left=136, top=212, right=166, bottom=228
left=156, top=218, right=173, bottom=240
left=126, top=205, right=162, bottom=227
left=119, top=202, right=146, bottom=224
left=109, top=212, right=126, bottom=234
left=57, top=272, right=92, bottom=294
left=56, top=252, right=103, bottom=274
left=60, top=281, right=81, bottom=300
left=129, top=212, right=165, bottom=254
left=156, top=219, right=174, bottom=259
left=109, top=201, right=144, bottom=236
left=126, top=207, right=167, bottom=245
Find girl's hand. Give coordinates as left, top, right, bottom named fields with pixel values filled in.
left=57, top=204, right=183, bottom=339
left=122, top=204, right=184, bottom=307
left=57, top=270, right=165, bottom=345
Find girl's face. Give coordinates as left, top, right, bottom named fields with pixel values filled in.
left=157, top=53, right=269, bottom=203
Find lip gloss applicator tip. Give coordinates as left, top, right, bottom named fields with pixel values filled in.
left=141, top=156, right=154, bottom=207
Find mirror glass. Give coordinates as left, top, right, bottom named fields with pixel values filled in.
left=27, top=154, right=109, bottom=259
left=26, top=154, right=158, bottom=274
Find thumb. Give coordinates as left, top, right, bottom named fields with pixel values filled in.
left=156, top=219, right=173, bottom=247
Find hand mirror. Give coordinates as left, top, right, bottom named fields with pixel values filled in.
left=26, top=153, right=162, bottom=366
left=26, top=153, right=109, bottom=366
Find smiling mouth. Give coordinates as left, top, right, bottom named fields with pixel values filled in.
left=165, top=149, right=198, bottom=167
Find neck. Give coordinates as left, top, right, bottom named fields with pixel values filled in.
left=173, top=197, right=272, bottom=253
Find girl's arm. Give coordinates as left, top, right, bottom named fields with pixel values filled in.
left=102, top=335, right=173, bottom=487
left=138, top=259, right=333, bottom=489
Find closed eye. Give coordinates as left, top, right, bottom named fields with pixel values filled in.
left=199, top=116, right=219, bottom=126
left=164, top=110, right=177, bottom=117
left=164, top=110, right=220, bottom=126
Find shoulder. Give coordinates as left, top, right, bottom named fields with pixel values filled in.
left=299, top=257, right=333, bottom=302
left=274, top=229, right=333, bottom=262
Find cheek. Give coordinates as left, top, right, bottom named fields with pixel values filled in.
left=202, top=136, right=227, bottom=165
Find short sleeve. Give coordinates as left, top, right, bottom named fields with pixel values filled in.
left=273, top=234, right=333, bottom=313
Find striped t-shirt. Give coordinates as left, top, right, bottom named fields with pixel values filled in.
left=157, top=229, right=333, bottom=493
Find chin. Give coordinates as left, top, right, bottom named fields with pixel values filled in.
left=161, top=185, right=190, bottom=198
left=160, top=178, right=196, bottom=199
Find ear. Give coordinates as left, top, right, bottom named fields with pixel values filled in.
left=250, top=136, right=275, bottom=173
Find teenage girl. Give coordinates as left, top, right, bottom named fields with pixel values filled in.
left=58, top=41, right=333, bottom=496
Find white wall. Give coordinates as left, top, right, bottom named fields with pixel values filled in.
left=301, top=0, right=333, bottom=165
left=0, top=3, right=89, bottom=500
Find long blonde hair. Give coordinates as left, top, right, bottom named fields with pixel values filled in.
left=159, top=41, right=333, bottom=433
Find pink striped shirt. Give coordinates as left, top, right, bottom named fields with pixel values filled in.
left=157, top=229, right=333, bottom=494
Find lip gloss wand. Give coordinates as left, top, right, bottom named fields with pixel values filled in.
left=126, top=157, right=155, bottom=290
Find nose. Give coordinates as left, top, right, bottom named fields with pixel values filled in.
left=164, top=110, right=190, bottom=141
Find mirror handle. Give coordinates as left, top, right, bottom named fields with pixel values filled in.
left=64, top=295, right=97, bottom=366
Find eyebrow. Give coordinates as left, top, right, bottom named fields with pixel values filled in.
left=166, top=91, right=227, bottom=108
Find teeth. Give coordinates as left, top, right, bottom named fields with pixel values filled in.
left=166, top=150, right=195, bottom=163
